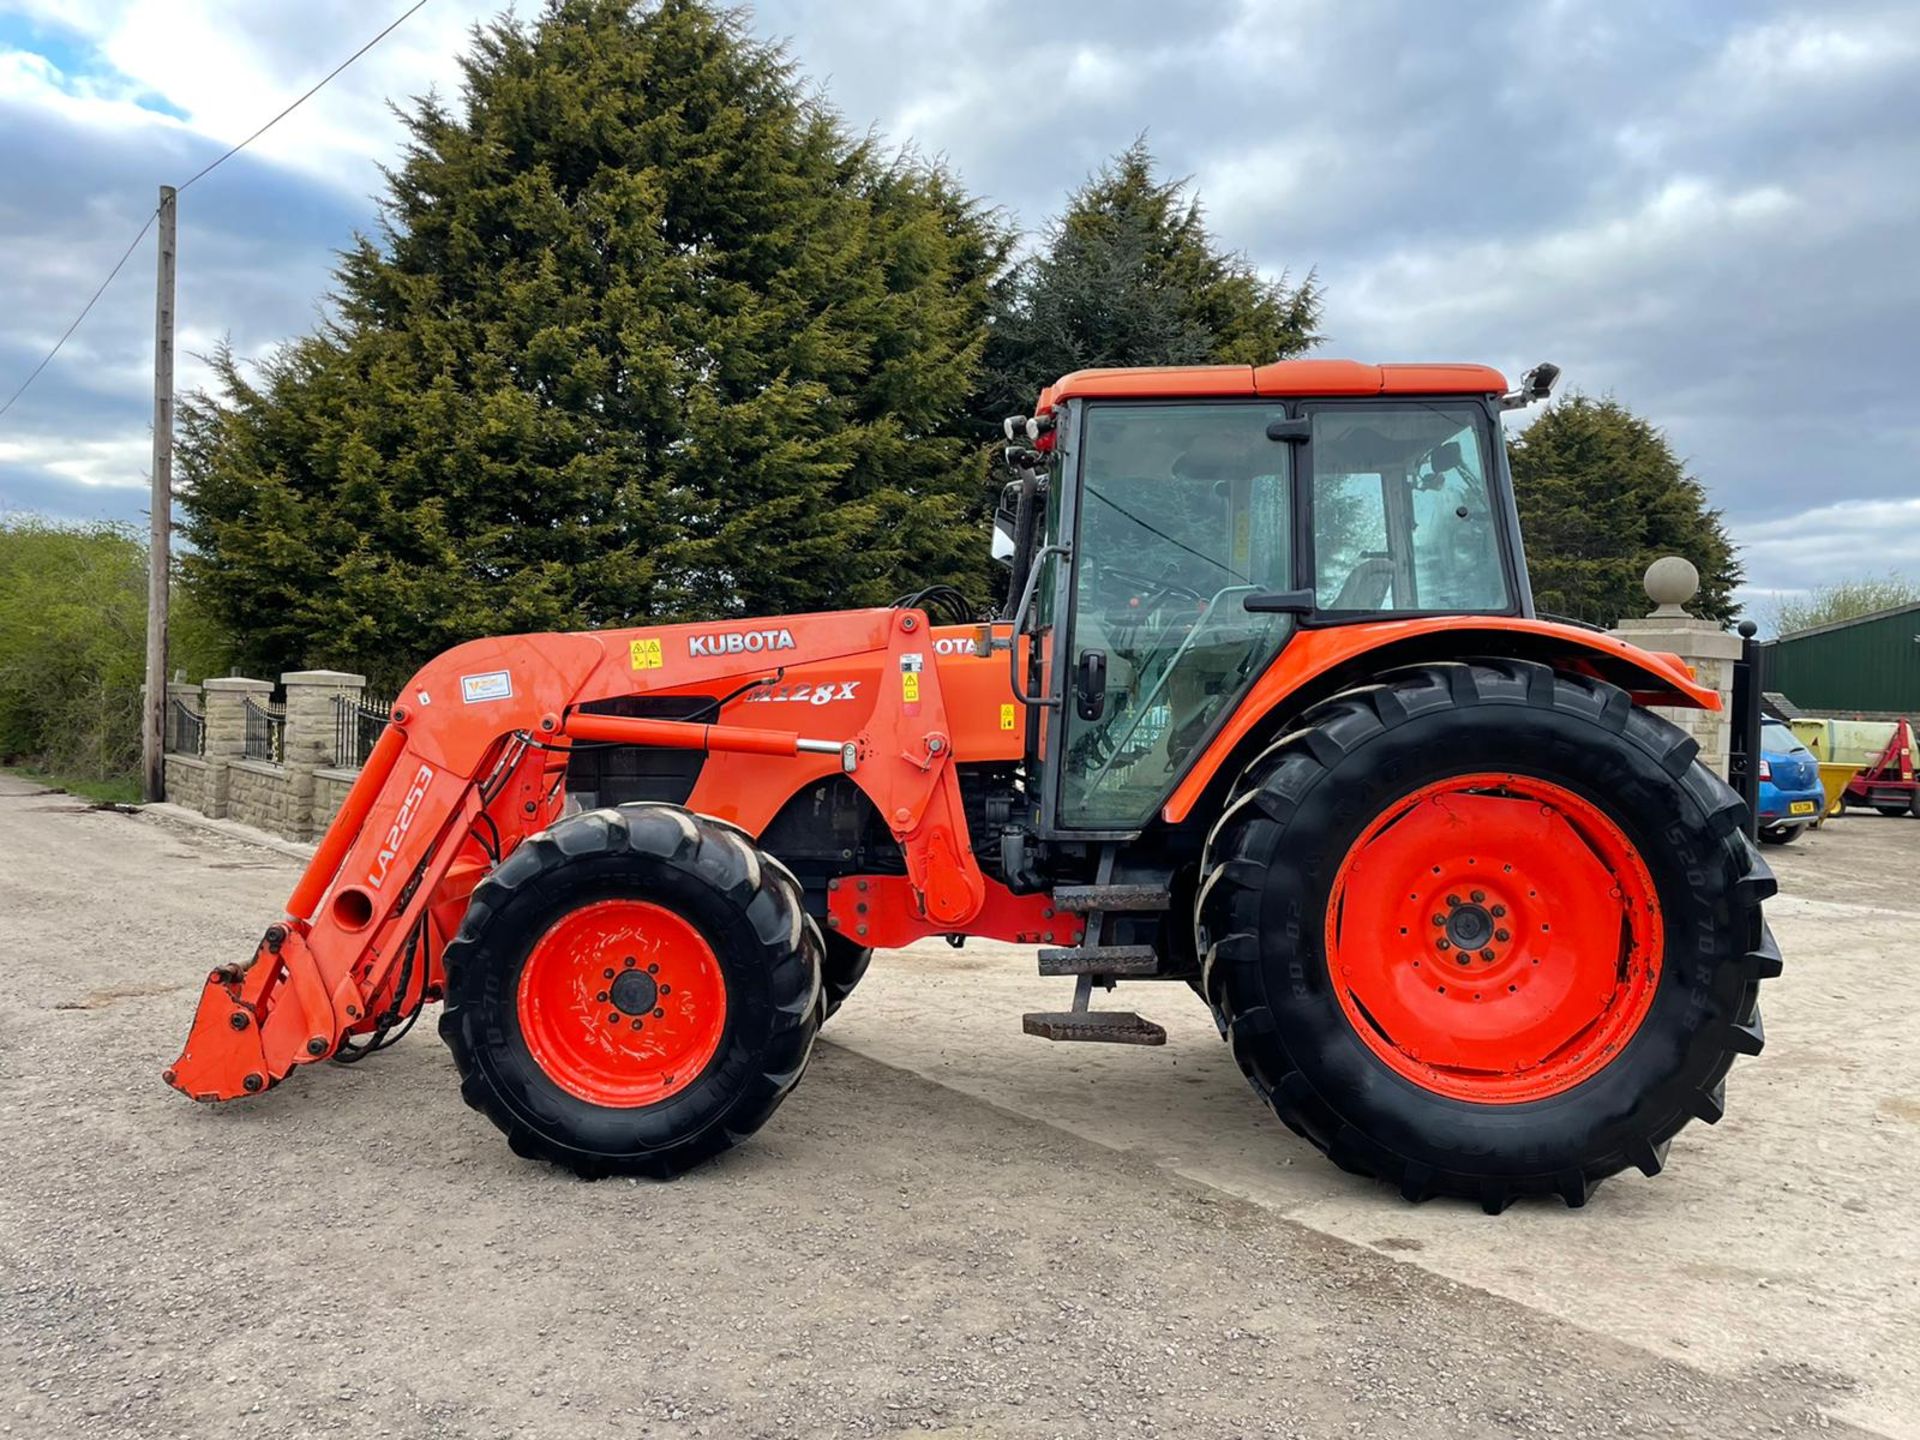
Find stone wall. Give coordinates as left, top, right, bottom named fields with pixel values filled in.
left=163, top=755, right=210, bottom=812
left=314, top=768, right=358, bottom=835
left=161, top=670, right=367, bottom=843
left=227, top=759, right=302, bottom=835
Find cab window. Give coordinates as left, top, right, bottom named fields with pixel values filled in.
left=1310, top=406, right=1508, bottom=613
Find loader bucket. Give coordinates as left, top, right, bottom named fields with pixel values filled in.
left=165, top=927, right=346, bottom=1101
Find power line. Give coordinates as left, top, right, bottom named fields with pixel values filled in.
left=0, top=0, right=433, bottom=424
left=177, top=0, right=433, bottom=195
left=0, top=210, right=157, bottom=421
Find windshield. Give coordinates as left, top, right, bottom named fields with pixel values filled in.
left=1763, top=722, right=1803, bottom=753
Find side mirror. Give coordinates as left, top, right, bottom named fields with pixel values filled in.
left=1075, top=650, right=1108, bottom=721
left=990, top=521, right=1017, bottom=566
left=1501, top=361, right=1561, bottom=410
left=990, top=480, right=1021, bottom=569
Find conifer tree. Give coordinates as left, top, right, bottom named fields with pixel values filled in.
left=977, top=139, right=1320, bottom=424
left=180, top=0, right=1008, bottom=684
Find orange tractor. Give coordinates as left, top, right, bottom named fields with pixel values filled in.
left=167, top=359, right=1779, bottom=1210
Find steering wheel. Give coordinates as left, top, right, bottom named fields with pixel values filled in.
left=1091, top=565, right=1201, bottom=657
left=1097, top=565, right=1208, bottom=605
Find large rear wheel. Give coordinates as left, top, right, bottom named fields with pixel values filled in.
left=440, top=803, right=822, bottom=1178
left=1197, top=659, right=1780, bottom=1211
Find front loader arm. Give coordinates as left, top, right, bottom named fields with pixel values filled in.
left=167, top=608, right=987, bottom=1102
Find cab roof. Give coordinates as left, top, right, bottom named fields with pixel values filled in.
left=1035, top=359, right=1508, bottom=414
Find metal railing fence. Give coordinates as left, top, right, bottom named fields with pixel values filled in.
left=242, top=696, right=286, bottom=764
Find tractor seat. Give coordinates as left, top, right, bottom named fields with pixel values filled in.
left=1329, top=557, right=1395, bottom=610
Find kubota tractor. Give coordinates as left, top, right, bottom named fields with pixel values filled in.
left=167, top=359, right=1780, bottom=1211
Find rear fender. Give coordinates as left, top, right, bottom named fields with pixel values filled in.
left=1162, top=617, right=1720, bottom=826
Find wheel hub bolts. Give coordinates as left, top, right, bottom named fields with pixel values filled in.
left=609, top=967, right=660, bottom=1017
left=1444, top=902, right=1494, bottom=951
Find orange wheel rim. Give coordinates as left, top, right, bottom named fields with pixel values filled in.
left=1323, top=772, right=1663, bottom=1104
left=517, top=900, right=727, bottom=1107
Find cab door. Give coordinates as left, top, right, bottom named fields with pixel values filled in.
left=1048, top=401, right=1298, bottom=830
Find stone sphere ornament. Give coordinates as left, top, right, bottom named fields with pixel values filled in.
left=1643, top=556, right=1699, bottom=617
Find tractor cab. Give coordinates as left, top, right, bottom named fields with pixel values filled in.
left=996, top=360, right=1542, bottom=833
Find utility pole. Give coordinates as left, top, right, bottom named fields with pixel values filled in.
left=143, top=185, right=177, bottom=804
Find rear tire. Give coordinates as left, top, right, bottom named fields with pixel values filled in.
left=1196, top=660, right=1780, bottom=1212
left=1874, top=804, right=1911, bottom=819
left=440, top=803, right=821, bottom=1178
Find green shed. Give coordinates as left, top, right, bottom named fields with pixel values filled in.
left=1765, top=601, right=1920, bottom=716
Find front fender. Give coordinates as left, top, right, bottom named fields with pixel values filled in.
left=1162, top=617, right=1719, bottom=825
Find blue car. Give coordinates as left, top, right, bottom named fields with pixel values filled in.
left=1758, top=720, right=1823, bottom=844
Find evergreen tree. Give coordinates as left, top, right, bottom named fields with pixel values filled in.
left=179, top=0, right=1009, bottom=686
left=977, top=139, right=1320, bottom=424
left=1507, top=395, right=1742, bottom=625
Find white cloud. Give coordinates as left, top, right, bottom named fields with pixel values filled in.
left=2, top=0, right=498, bottom=195
left=1715, top=11, right=1920, bottom=91
left=0, top=431, right=149, bottom=489
left=0, top=44, right=183, bottom=130
left=1735, top=498, right=1920, bottom=594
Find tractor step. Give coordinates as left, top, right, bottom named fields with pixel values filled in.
left=1022, top=1010, right=1167, bottom=1045
left=1037, top=944, right=1161, bottom=977
left=1052, top=884, right=1172, bottom=913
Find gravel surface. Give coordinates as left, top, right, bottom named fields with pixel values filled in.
left=0, top=774, right=1884, bottom=1438
left=830, top=817, right=1920, bottom=1438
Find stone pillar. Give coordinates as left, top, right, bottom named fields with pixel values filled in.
left=281, top=670, right=365, bottom=841
left=140, top=681, right=203, bottom=750
left=201, top=677, right=273, bottom=819
left=1609, top=557, right=1743, bottom=779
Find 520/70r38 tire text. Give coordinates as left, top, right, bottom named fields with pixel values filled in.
left=1197, top=659, right=1781, bottom=1212
left=438, top=803, right=822, bottom=1179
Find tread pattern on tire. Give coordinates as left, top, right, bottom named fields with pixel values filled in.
left=1196, top=658, right=1780, bottom=1212
left=439, top=802, right=822, bottom=1179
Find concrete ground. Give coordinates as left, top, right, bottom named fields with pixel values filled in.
left=0, top=772, right=1913, bottom=1439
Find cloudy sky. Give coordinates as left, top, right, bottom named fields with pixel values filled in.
left=2, top=0, right=1915, bottom=617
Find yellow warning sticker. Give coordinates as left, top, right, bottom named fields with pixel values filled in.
left=999, top=703, right=1017, bottom=731
left=629, top=638, right=663, bottom=670
left=902, top=671, right=921, bottom=703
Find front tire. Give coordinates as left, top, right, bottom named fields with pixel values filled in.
left=1197, top=660, right=1780, bottom=1212
left=440, top=803, right=822, bottom=1178
left=1758, top=824, right=1802, bottom=845
left=819, top=931, right=873, bottom=1020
